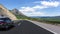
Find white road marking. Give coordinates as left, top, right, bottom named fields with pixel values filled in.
left=18, top=23, right=21, bottom=26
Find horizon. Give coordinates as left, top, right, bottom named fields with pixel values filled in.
left=0, top=0, right=60, bottom=17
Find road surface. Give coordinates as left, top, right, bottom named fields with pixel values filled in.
left=0, top=20, right=54, bottom=34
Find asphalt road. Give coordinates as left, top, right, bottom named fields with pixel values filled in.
left=0, top=20, right=54, bottom=34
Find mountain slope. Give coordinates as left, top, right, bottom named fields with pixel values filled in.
left=0, top=4, right=17, bottom=20
left=10, top=8, right=28, bottom=19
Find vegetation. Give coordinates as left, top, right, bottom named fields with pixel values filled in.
left=10, top=9, right=59, bottom=25
left=15, top=15, right=60, bottom=24
left=35, top=18, right=60, bottom=24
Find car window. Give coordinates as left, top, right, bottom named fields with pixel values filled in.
left=5, top=20, right=11, bottom=23
left=0, top=18, right=11, bottom=23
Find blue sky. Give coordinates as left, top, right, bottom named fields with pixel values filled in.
left=0, top=0, right=60, bottom=17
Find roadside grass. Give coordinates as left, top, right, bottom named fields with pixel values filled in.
left=32, top=18, right=60, bottom=24
left=15, top=15, right=60, bottom=24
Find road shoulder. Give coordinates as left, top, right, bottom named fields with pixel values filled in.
left=27, top=20, right=60, bottom=34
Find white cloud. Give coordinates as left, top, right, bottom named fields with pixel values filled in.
left=33, top=5, right=47, bottom=9
left=22, top=11, right=45, bottom=16
left=34, top=1, right=60, bottom=7
left=19, top=6, right=45, bottom=16
left=41, top=1, right=60, bottom=7
left=20, top=7, right=35, bottom=12
left=19, top=1, right=60, bottom=16
left=19, top=6, right=60, bottom=16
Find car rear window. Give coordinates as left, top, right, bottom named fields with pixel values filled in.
left=0, top=18, right=10, bottom=20
left=0, top=18, right=11, bottom=22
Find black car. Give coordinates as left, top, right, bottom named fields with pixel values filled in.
left=0, top=17, right=14, bottom=29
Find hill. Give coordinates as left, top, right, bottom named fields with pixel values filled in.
left=0, top=4, right=17, bottom=20
left=10, top=8, right=28, bottom=19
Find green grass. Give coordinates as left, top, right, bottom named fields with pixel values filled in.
left=35, top=18, right=60, bottom=24
left=15, top=15, right=60, bottom=24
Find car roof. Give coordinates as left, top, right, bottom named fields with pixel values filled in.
left=0, top=16, right=8, bottom=18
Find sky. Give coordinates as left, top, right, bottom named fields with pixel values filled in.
left=0, top=0, right=60, bottom=17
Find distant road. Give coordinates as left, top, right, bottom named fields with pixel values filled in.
left=0, top=20, right=53, bottom=34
